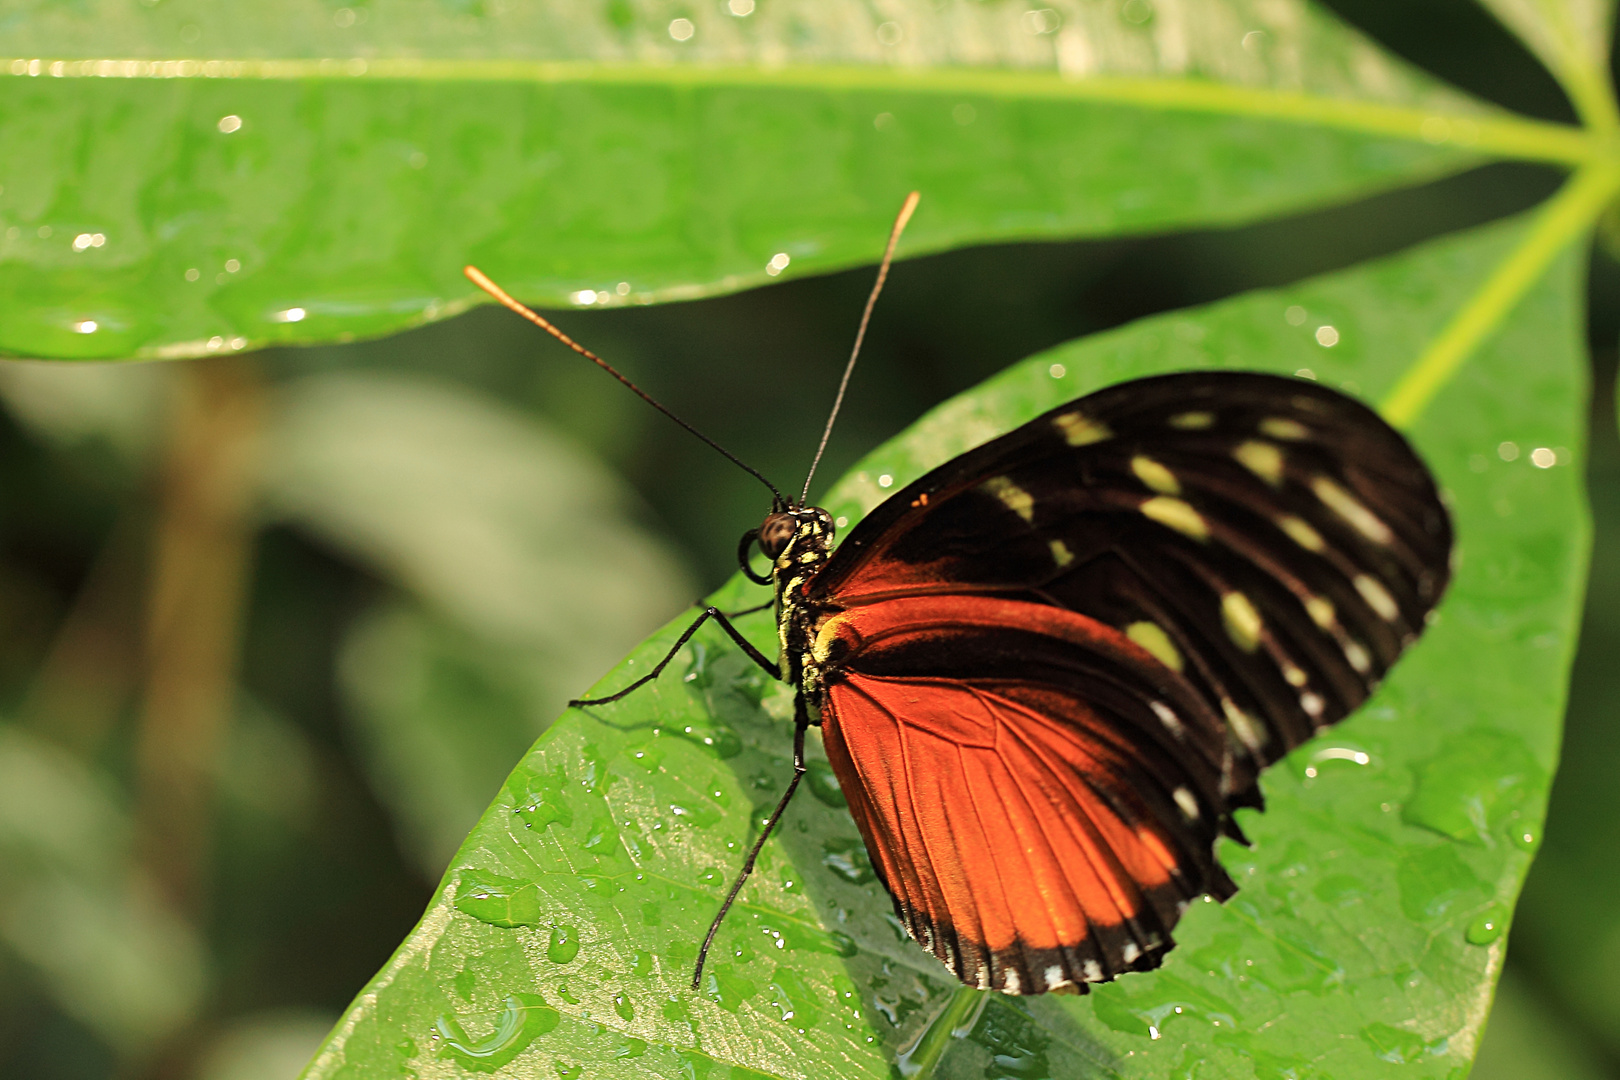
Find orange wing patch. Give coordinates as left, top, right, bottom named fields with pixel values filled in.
left=817, top=595, right=1233, bottom=995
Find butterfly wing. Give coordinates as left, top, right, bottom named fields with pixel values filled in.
left=808, top=371, right=1451, bottom=992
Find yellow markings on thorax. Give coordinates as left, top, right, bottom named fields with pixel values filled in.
left=1260, top=417, right=1309, bottom=441
left=1221, top=591, right=1263, bottom=652
left=1311, top=477, right=1394, bottom=544
left=1131, top=455, right=1180, bottom=495
left=1169, top=411, right=1214, bottom=429
left=981, top=475, right=1035, bottom=523
left=1233, top=440, right=1284, bottom=486
left=1049, top=539, right=1075, bottom=568
left=1354, top=573, right=1401, bottom=621
left=1127, top=621, right=1183, bottom=672
left=1223, top=698, right=1269, bottom=753
left=1053, top=411, right=1112, bottom=446
left=1277, top=515, right=1326, bottom=552
left=1141, top=496, right=1209, bottom=541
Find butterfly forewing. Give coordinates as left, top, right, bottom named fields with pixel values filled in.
left=804, top=371, right=1452, bottom=993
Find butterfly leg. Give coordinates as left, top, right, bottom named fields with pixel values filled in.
left=692, top=695, right=811, bottom=990
left=570, top=605, right=780, bottom=707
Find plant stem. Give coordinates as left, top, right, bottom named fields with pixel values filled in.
left=1381, top=160, right=1620, bottom=429
left=134, top=357, right=263, bottom=913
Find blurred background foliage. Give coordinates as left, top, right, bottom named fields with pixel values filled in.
left=0, top=0, right=1617, bottom=1078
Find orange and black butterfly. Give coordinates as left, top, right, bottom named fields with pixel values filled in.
left=465, top=193, right=1452, bottom=998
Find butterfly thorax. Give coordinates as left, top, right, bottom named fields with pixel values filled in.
left=755, top=506, right=837, bottom=698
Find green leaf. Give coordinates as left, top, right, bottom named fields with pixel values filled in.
left=303, top=210, right=1587, bottom=1079
left=1, top=0, right=1592, bottom=360
left=1471, top=0, right=1618, bottom=131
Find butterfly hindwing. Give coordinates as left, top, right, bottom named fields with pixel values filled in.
left=806, top=372, right=1452, bottom=992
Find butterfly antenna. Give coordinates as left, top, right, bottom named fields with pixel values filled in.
left=465, top=265, right=787, bottom=506
left=799, top=190, right=920, bottom=506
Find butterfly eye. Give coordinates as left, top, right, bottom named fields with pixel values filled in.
left=757, top=512, right=797, bottom=559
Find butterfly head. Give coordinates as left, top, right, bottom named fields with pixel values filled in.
left=739, top=505, right=835, bottom=585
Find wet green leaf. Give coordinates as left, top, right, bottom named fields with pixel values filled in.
left=304, top=210, right=1588, bottom=1078
left=0, top=0, right=1591, bottom=360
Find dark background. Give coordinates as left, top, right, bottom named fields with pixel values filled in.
left=0, top=1, right=1615, bottom=1076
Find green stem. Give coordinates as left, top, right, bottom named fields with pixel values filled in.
left=10, top=57, right=1598, bottom=166
left=1381, top=161, right=1620, bottom=429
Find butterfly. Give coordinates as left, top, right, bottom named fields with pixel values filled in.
left=464, top=193, right=1452, bottom=997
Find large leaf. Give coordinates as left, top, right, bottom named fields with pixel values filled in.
left=302, top=208, right=1588, bottom=1079
left=0, top=0, right=1592, bottom=360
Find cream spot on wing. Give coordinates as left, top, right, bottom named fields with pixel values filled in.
left=1141, top=496, right=1209, bottom=541
left=974, top=966, right=990, bottom=990
left=1001, top=969, right=1021, bottom=995
left=1173, top=786, right=1200, bottom=820
left=1083, top=960, right=1103, bottom=982
left=1282, top=663, right=1307, bottom=688
left=1260, top=417, right=1309, bottom=441
left=1312, top=476, right=1394, bottom=544
left=1278, top=515, right=1326, bottom=552
left=981, top=475, right=1035, bottom=523
left=1044, top=965, right=1067, bottom=991
left=812, top=615, right=848, bottom=664
left=1345, top=641, right=1372, bottom=674
left=1122, top=943, right=1140, bottom=964
left=1169, top=410, right=1214, bottom=429
left=1052, top=411, right=1112, bottom=446
left=1049, top=539, right=1075, bottom=568
left=1305, top=595, right=1335, bottom=629
left=1223, top=698, right=1268, bottom=753
left=1301, top=692, right=1325, bottom=718
left=1150, top=700, right=1184, bottom=736
left=1131, top=455, right=1181, bottom=495
left=1354, top=573, right=1400, bottom=621
left=1233, top=440, right=1285, bottom=486
left=1221, top=591, right=1263, bottom=652
left=1127, top=621, right=1183, bottom=672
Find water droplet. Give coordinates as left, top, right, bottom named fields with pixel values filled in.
left=702, top=965, right=758, bottom=1012
left=612, top=990, right=634, bottom=1022
left=668, top=17, right=694, bottom=40
left=894, top=987, right=986, bottom=1077
left=630, top=949, right=653, bottom=978
left=1530, top=446, right=1556, bottom=468
left=548, top=925, right=581, bottom=964
left=614, top=1037, right=647, bottom=1059
left=1466, top=905, right=1507, bottom=945
left=453, top=870, right=541, bottom=928
left=1314, top=325, right=1339, bottom=347
left=434, top=994, right=558, bottom=1072
left=1048, top=363, right=1066, bottom=379
left=806, top=760, right=846, bottom=807
left=1402, top=731, right=1540, bottom=844
left=822, top=836, right=875, bottom=884
left=217, top=114, right=242, bottom=133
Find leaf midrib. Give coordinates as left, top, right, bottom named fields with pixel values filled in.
left=5, top=59, right=1596, bottom=166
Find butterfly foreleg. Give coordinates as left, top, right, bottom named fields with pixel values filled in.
left=569, top=605, right=781, bottom=708
left=692, top=693, right=811, bottom=990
